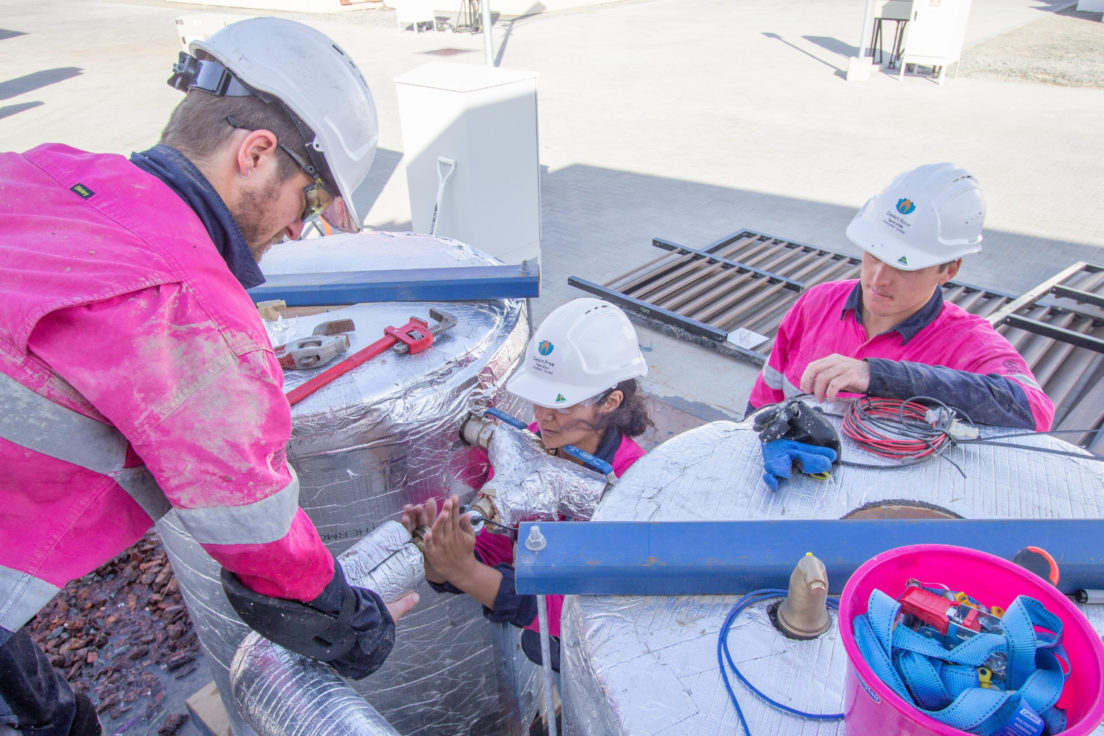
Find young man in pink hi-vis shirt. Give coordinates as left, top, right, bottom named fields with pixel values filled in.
left=402, top=299, right=652, bottom=675
left=748, top=163, right=1054, bottom=437
left=0, top=18, right=416, bottom=735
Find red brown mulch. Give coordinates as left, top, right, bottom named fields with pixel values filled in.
left=26, top=531, right=201, bottom=734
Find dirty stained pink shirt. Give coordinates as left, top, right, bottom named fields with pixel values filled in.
left=0, top=145, right=332, bottom=633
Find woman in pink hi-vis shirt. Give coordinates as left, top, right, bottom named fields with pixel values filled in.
left=402, top=298, right=652, bottom=673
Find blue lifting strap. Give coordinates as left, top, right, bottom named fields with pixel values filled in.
left=854, top=590, right=1069, bottom=735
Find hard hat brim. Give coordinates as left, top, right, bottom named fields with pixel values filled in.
left=506, top=370, right=609, bottom=410
left=846, top=215, right=946, bottom=272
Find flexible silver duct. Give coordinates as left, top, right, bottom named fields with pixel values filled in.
left=560, top=405, right=1104, bottom=735
left=159, top=232, right=531, bottom=736
left=230, top=521, right=420, bottom=736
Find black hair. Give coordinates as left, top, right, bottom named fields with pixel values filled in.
left=596, top=379, right=653, bottom=438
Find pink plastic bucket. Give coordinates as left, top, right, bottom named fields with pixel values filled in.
left=838, top=544, right=1104, bottom=736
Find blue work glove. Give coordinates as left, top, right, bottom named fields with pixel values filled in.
left=761, top=439, right=838, bottom=492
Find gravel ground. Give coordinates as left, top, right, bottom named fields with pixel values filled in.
left=28, top=532, right=205, bottom=736
left=959, top=6, right=1104, bottom=87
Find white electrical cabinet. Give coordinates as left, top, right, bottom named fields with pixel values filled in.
left=396, top=62, right=541, bottom=266
left=899, top=0, right=973, bottom=82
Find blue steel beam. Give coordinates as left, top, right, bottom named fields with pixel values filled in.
left=513, top=520, right=1104, bottom=596
left=248, top=265, right=540, bottom=306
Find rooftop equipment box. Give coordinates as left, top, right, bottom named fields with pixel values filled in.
left=899, top=0, right=973, bottom=76
left=396, top=62, right=541, bottom=266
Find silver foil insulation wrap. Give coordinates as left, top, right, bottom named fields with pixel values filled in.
left=561, top=411, right=1104, bottom=736
left=481, top=420, right=610, bottom=529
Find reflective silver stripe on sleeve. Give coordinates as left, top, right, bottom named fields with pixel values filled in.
left=115, top=466, right=172, bottom=520
left=0, top=564, right=61, bottom=634
left=782, top=374, right=803, bottom=398
left=172, top=466, right=300, bottom=546
left=0, top=372, right=170, bottom=521
left=760, top=364, right=784, bottom=390
left=1008, top=372, right=1043, bottom=391
left=0, top=372, right=128, bottom=472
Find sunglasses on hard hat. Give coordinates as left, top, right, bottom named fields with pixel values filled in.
left=225, top=116, right=358, bottom=234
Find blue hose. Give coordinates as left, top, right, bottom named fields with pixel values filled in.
left=717, top=589, right=844, bottom=736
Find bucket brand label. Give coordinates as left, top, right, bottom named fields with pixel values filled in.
left=857, top=672, right=881, bottom=704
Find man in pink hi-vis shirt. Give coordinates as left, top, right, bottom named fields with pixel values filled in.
left=748, top=163, right=1053, bottom=436
left=0, top=18, right=416, bottom=735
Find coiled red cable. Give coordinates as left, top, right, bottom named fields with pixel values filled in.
left=841, top=396, right=953, bottom=460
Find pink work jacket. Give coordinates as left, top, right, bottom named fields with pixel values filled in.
left=0, top=145, right=332, bottom=635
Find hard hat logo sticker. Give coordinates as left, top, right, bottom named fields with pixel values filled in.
left=897, top=256, right=909, bottom=266
left=538, top=340, right=554, bottom=356
left=555, top=393, right=567, bottom=403
left=896, top=198, right=916, bottom=215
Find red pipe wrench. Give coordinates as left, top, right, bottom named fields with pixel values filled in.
left=286, top=309, right=456, bottom=406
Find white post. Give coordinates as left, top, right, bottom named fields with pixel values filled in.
left=858, top=0, right=877, bottom=59
left=482, top=0, right=495, bottom=66
left=846, top=0, right=878, bottom=81
left=536, top=594, right=558, bottom=736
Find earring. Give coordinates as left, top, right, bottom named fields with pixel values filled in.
left=240, top=168, right=253, bottom=180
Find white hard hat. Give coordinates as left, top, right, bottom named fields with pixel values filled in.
left=178, top=17, right=378, bottom=232
left=507, top=299, right=648, bottom=409
left=846, top=163, right=986, bottom=271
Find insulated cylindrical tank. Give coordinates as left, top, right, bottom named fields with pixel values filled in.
left=158, top=232, right=532, bottom=736
left=560, top=405, right=1104, bottom=735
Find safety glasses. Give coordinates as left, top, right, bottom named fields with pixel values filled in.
left=226, top=116, right=358, bottom=233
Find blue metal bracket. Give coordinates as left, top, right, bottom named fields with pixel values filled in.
left=514, top=519, right=1104, bottom=596
left=248, top=264, right=540, bottom=306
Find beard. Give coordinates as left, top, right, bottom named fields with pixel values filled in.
left=232, top=181, right=289, bottom=262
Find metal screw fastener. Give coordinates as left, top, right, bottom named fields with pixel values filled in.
left=525, top=525, right=547, bottom=551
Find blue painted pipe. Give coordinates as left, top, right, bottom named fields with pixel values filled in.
left=513, top=519, right=1104, bottom=596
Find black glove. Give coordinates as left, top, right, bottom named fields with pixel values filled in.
left=752, top=398, right=842, bottom=456
left=221, top=561, right=395, bottom=680
left=751, top=399, right=842, bottom=490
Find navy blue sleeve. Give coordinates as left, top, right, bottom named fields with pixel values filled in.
left=481, top=564, right=538, bottom=629
left=427, top=579, right=464, bottom=595
left=865, top=358, right=1035, bottom=429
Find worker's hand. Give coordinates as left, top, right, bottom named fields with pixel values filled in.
left=800, top=354, right=871, bottom=402
left=386, top=591, right=420, bottom=623
left=761, top=439, right=838, bottom=492
left=421, top=496, right=480, bottom=585
left=402, top=499, right=447, bottom=583
left=401, top=498, right=437, bottom=534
